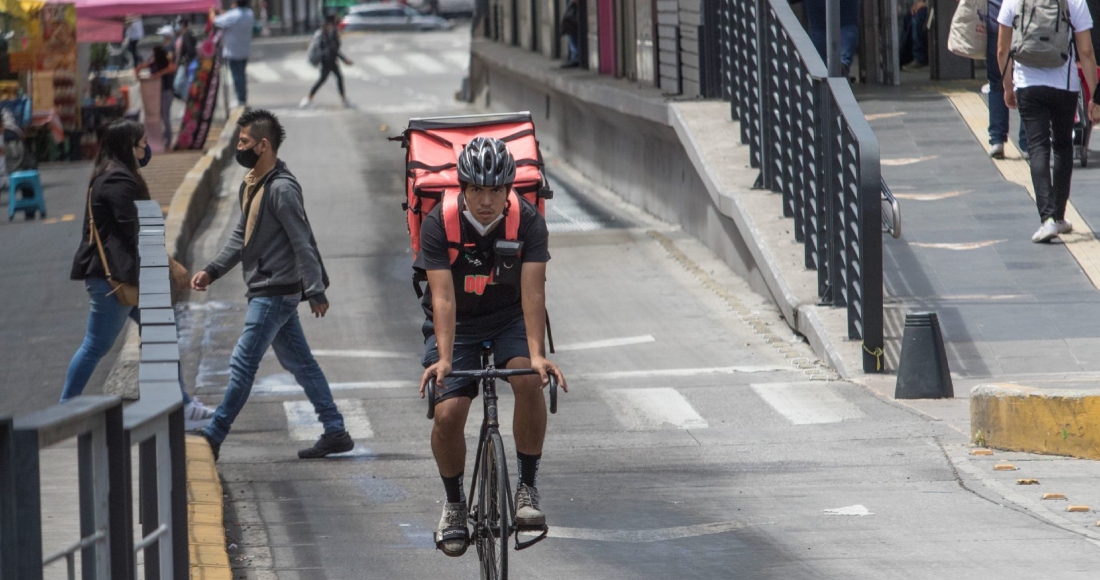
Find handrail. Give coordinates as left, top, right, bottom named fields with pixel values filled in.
left=724, top=0, right=887, bottom=372
left=0, top=199, right=190, bottom=580
left=881, top=178, right=901, bottom=239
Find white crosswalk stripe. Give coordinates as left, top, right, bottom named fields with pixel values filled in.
left=247, top=62, right=281, bottom=83
left=750, top=382, right=866, bottom=425
left=283, top=60, right=319, bottom=81
left=441, top=51, right=470, bottom=69
left=602, top=387, right=708, bottom=430
left=402, top=53, right=448, bottom=74
left=361, top=55, right=407, bottom=76
left=283, top=399, right=374, bottom=441
left=341, top=64, right=371, bottom=80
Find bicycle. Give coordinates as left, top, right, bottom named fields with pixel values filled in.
left=426, top=342, right=559, bottom=580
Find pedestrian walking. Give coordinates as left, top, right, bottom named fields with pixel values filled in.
left=191, top=109, right=354, bottom=461
left=300, top=18, right=353, bottom=108
left=986, top=0, right=1029, bottom=159
left=125, top=16, right=144, bottom=69
left=64, top=119, right=214, bottom=429
left=559, top=0, right=580, bottom=68
left=137, top=42, right=177, bottom=149
left=173, top=17, right=198, bottom=99
left=802, top=0, right=860, bottom=77
left=211, top=0, right=255, bottom=107
left=998, top=0, right=1099, bottom=242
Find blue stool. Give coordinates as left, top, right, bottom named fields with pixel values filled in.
left=8, top=170, right=45, bottom=221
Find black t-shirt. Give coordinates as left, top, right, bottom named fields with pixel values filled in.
left=415, top=196, right=550, bottom=330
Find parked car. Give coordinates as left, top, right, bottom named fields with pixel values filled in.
left=408, top=0, right=475, bottom=16
left=339, top=2, right=454, bottom=31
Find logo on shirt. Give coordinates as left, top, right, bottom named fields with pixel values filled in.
left=463, top=273, right=495, bottom=296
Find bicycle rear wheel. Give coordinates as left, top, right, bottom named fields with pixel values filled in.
left=476, top=431, right=509, bottom=580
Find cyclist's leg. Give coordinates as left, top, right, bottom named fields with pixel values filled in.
left=422, top=320, right=484, bottom=492
left=494, top=316, right=547, bottom=458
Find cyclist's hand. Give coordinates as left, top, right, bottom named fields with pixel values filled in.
left=420, top=360, right=452, bottom=398
left=532, top=356, right=567, bottom=392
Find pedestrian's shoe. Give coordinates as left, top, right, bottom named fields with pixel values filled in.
left=1057, top=219, right=1074, bottom=235
left=184, top=398, right=216, bottom=431
left=200, top=430, right=220, bottom=462
left=514, top=484, right=545, bottom=527
left=298, top=96, right=311, bottom=109
left=1032, top=218, right=1060, bottom=243
left=297, top=430, right=354, bottom=458
left=435, top=502, right=469, bottom=557
left=559, top=61, right=580, bottom=69
left=989, top=143, right=1005, bottom=159
left=342, top=98, right=354, bottom=109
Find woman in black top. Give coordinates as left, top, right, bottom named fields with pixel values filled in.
left=137, top=45, right=177, bottom=149
left=300, top=18, right=353, bottom=108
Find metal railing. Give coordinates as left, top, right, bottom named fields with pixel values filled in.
left=725, top=0, right=887, bottom=373
left=0, top=200, right=190, bottom=579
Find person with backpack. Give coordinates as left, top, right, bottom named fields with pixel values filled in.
left=988, top=0, right=1030, bottom=159
left=190, top=109, right=354, bottom=461
left=998, top=0, right=1099, bottom=243
left=417, top=137, right=567, bottom=557
left=300, top=17, right=353, bottom=109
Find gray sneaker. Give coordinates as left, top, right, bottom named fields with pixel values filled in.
left=989, top=143, right=1005, bottom=159
left=435, top=502, right=469, bottom=557
left=515, top=484, right=545, bottom=527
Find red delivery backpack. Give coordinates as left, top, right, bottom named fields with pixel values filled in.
left=394, top=112, right=553, bottom=295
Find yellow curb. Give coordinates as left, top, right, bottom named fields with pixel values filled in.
left=942, top=90, right=1100, bottom=289
left=186, top=434, right=229, bottom=577
left=971, top=384, right=1100, bottom=459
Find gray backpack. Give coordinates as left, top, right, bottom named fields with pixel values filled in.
left=1011, top=0, right=1074, bottom=68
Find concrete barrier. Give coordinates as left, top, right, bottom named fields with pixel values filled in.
left=971, top=384, right=1100, bottom=459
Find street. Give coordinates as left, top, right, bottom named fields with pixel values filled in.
left=168, top=28, right=1100, bottom=578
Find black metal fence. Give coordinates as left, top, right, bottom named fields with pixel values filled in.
left=0, top=200, right=189, bottom=579
left=725, top=0, right=885, bottom=373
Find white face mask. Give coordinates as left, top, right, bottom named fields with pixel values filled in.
left=463, top=210, right=503, bottom=236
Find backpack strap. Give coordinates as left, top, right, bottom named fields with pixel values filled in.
left=441, top=190, right=462, bottom=264
left=504, top=190, right=521, bottom=241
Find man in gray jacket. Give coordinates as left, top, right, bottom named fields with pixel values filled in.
left=191, top=109, right=353, bottom=460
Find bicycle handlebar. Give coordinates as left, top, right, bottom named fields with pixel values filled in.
left=425, top=371, right=558, bottom=419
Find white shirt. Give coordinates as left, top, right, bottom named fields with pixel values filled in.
left=214, top=8, right=255, bottom=60
left=998, top=0, right=1093, bottom=91
left=126, top=20, right=144, bottom=42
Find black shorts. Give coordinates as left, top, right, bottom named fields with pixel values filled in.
left=421, top=316, right=530, bottom=402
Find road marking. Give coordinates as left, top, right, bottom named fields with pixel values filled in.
left=909, top=240, right=1005, bottom=250
left=362, top=55, right=406, bottom=76
left=603, top=387, right=708, bottom=430
left=554, top=335, right=656, bottom=352
left=865, top=111, right=907, bottom=121
left=311, top=349, right=416, bottom=359
left=248, top=62, right=282, bottom=83
left=402, top=53, right=448, bottom=74
left=283, top=60, right=318, bottom=81
left=575, top=365, right=788, bottom=381
left=549, top=521, right=744, bottom=542
left=893, top=191, right=967, bottom=201
left=341, top=64, right=371, bottom=80
left=944, top=89, right=1100, bottom=289
left=441, top=50, right=469, bottom=69
left=60, top=214, right=75, bottom=222
left=881, top=155, right=937, bottom=166
left=283, top=399, right=373, bottom=441
left=824, top=505, right=873, bottom=516
left=750, top=382, right=865, bottom=425
left=257, top=380, right=415, bottom=395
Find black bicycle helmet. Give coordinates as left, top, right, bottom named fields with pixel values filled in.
left=457, top=137, right=516, bottom=187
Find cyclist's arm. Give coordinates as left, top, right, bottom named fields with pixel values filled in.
left=520, top=262, right=567, bottom=390
left=421, top=269, right=457, bottom=392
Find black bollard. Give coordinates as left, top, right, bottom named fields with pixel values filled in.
left=894, top=311, right=954, bottom=399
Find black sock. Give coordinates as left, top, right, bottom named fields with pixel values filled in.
left=516, top=451, right=541, bottom=490
left=441, top=472, right=465, bottom=504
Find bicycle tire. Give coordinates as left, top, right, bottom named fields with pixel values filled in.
left=476, top=431, right=509, bottom=580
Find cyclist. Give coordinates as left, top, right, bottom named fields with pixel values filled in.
left=417, top=136, right=568, bottom=557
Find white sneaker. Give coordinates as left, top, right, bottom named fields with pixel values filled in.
left=184, top=398, right=216, bottom=431
left=989, top=143, right=1005, bottom=159
left=1057, top=219, right=1073, bottom=234
left=342, top=99, right=354, bottom=109
left=1032, top=218, right=1060, bottom=243
left=298, top=97, right=311, bottom=109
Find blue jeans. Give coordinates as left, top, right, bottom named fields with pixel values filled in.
left=803, top=0, right=860, bottom=68
left=203, top=295, right=344, bottom=445
left=227, top=58, right=248, bottom=105
left=986, top=21, right=1029, bottom=148
left=910, top=7, right=929, bottom=65
left=61, top=278, right=192, bottom=404
left=566, top=33, right=579, bottom=64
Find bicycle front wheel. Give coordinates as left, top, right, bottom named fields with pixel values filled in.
left=476, top=431, right=509, bottom=580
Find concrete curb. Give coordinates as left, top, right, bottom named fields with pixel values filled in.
left=165, top=107, right=245, bottom=263
left=185, top=434, right=231, bottom=579
left=971, top=384, right=1100, bottom=459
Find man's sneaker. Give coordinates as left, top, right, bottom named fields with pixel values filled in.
left=298, top=96, right=311, bottom=109
left=1032, top=218, right=1060, bottom=243
left=184, top=398, right=216, bottom=431
left=514, top=484, right=545, bottom=527
left=989, top=143, right=1005, bottom=159
left=200, top=431, right=220, bottom=461
left=435, top=502, right=469, bottom=557
left=1057, top=219, right=1074, bottom=234
left=297, top=430, right=354, bottom=458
